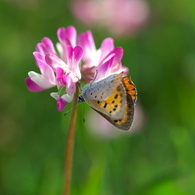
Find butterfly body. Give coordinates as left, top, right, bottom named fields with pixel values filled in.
left=79, top=72, right=137, bottom=130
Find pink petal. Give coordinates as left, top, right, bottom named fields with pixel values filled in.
left=66, top=46, right=82, bottom=79
left=78, top=31, right=102, bottom=68
left=33, top=52, right=45, bottom=64
left=101, top=47, right=123, bottom=65
left=36, top=37, right=57, bottom=55
left=74, top=46, right=83, bottom=62
left=100, top=38, right=114, bottom=61
left=57, top=26, right=77, bottom=47
left=62, top=75, right=76, bottom=94
left=55, top=68, right=76, bottom=94
left=33, top=56, right=56, bottom=84
left=41, top=37, right=57, bottom=54
left=45, top=53, right=68, bottom=72
left=111, top=47, right=124, bottom=65
left=56, top=67, right=65, bottom=87
left=55, top=94, right=73, bottom=111
left=57, top=28, right=66, bottom=43
left=95, top=58, right=113, bottom=81
left=108, top=48, right=128, bottom=74
left=66, top=46, right=83, bottom=63
left=66, top=46, right=73, bottom=60
left=65, top=26, right=77, bottom=46
left=25, top=77, right=45, bottom=92
left=57, top=97, right=69, bottom=111
left=36, top=43, right=46, bottom=55
left=28, top=71, right=56, bottom=89
left=56, top=67, right=64, bottom=79
left=78, top=30, right=96, bottom=53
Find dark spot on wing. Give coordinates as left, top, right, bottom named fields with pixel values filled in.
left=114, top=94, right=118, bottom=99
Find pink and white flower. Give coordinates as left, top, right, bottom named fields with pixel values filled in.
left=25, top=52, right=56, bottom=92
left=25, top=26, right=129, bottom=111
left=78, top=30, right=128, bottom=82
left=71, top=0, right=149, bottom=37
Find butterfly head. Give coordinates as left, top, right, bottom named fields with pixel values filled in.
left=78, top=95, right=85, bottom=103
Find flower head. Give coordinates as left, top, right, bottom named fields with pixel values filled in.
left=71, top=0, right=149, bottom=37
left=25, top=26, right=129, bottom=111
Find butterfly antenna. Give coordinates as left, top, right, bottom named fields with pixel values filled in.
left=93, top=70, right=98, bottom=81
left=90, top=70, right=98, bottom=86
left=64, top=102, right=80, bottom=116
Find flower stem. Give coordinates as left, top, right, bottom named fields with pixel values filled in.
left=63, top=85, right=79, bottom=195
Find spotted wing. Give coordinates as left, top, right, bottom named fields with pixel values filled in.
left=88, top=82, right=127, bottom=120
left=82, top=72, right=124, bottom=101
left=92, top=93, right=134, bottom=131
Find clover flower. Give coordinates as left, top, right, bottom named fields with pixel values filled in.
left=25, top=26, right=134, bottom=194
left=25, top=26, right=129, bottom=111
left=71, top=0, right=149, bottom=36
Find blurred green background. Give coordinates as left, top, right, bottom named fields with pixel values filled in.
left=0, top=0, right=195, bottom=194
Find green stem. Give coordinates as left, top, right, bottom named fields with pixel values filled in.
left=63, top=85, right=79, bottom=195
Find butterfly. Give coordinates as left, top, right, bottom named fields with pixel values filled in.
left=78, top=72, right=137, bottom=130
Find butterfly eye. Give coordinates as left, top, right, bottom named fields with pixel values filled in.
left=78, top=96, right=85, bottom=102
